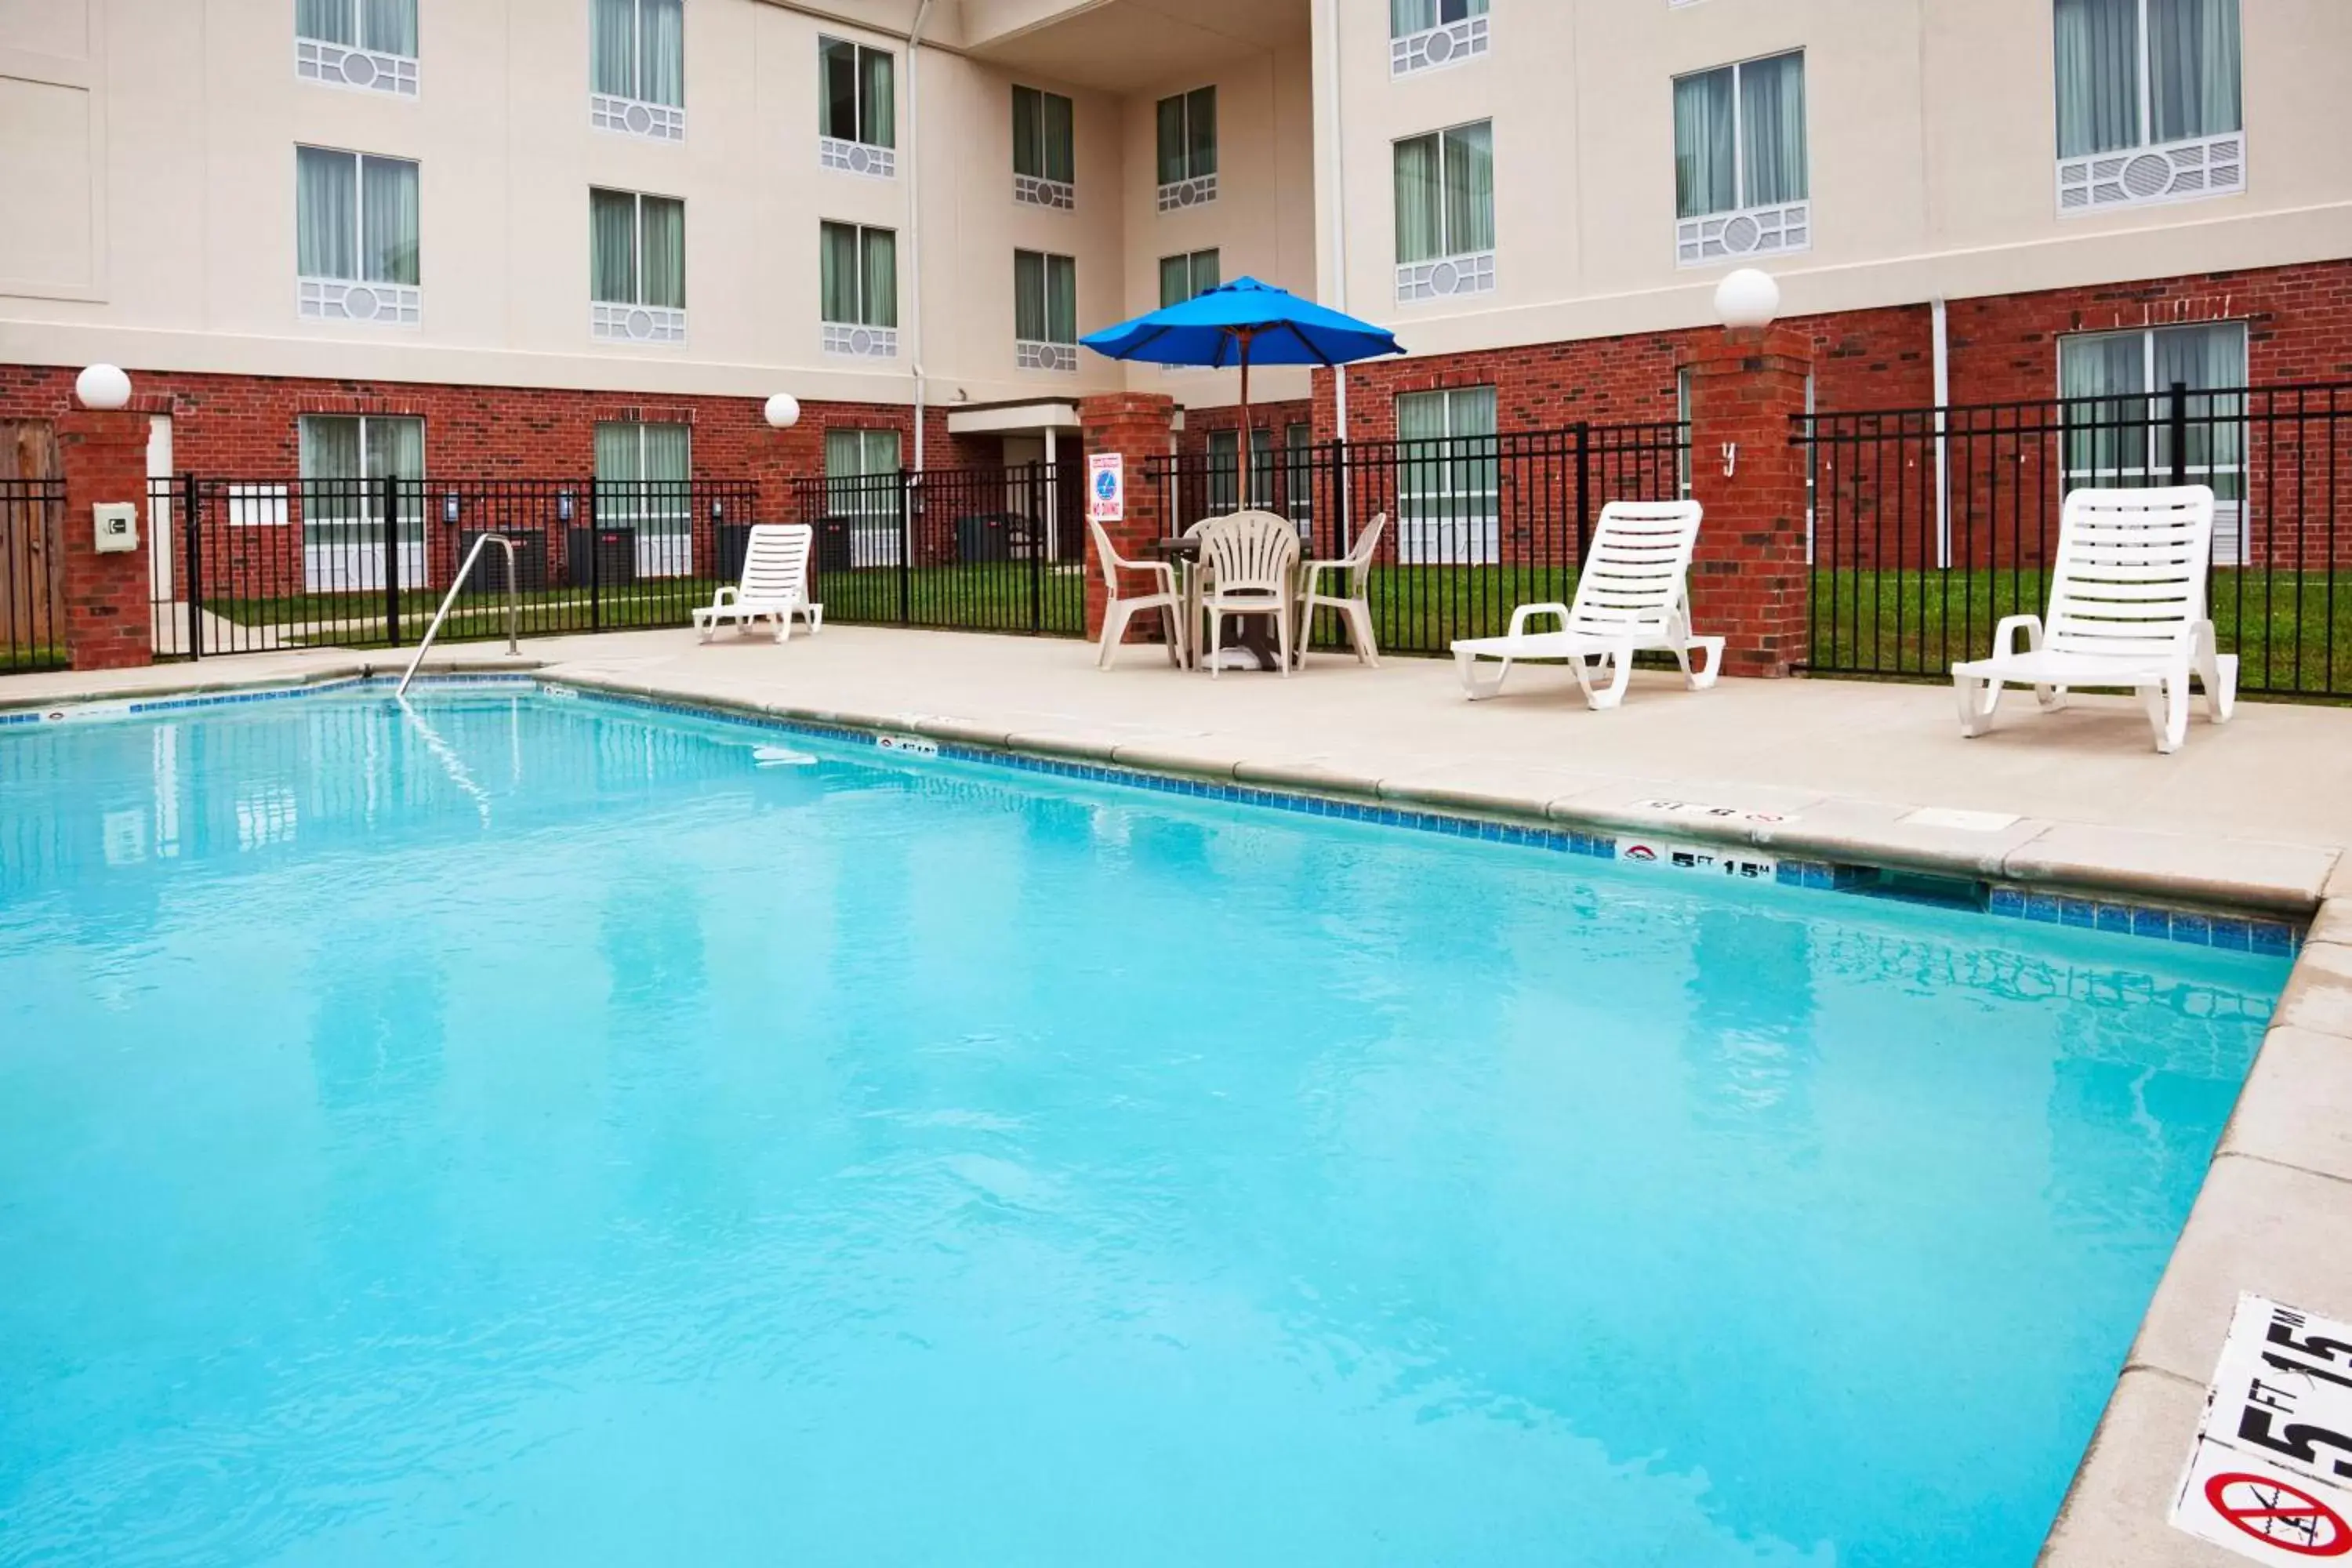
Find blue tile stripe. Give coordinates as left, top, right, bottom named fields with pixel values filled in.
left=1984, top=882, right=2295, bottom=956
left=0, top=671, right=540, bottom=727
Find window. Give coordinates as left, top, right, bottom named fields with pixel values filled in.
left=821, top=223, right=898, bottom=358
left=590, top=0, right=684, bottom=140
left=1673, top=52, right=1809, bottom=266
left=1283, top=422, right=1316, bottom=534
left=1395, top=387, right=1498, bottom=564
left=296, top=146, right=421, bottom=324
left=297, top=416, right=424, bottom=593
left=1156, top=87, right=1218, bottom=209
left=1390, top=0, right=1489, bottom=76
left=1207, top=426, right=1273, bottom=514
left=2060, top=321, right=2248, bottom=559
left=1013, top=85, right=1075, bottom=209
left=2055, top=0, right=2242, bottom=212
left=296, top=0, right=418, bottom=94
left=1159, top=249, right=1221, bottom=308
left=590, top=188, right=686, bottom=343
left=1393, top=122, right=1495, bottom=302
left=826, top=429, right=904, bottom=568
left=820, top=37, right=896, bottom=176
left=594, top=421, right=693, bottom=577
left=1014, top=250, right=1078, bottom=372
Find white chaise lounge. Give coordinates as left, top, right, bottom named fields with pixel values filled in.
left=1450, top=499, right=1722, bottom=710
left=1951, top=485, right=2234, bottom=754
left=693, top=523, right=822, bottom=643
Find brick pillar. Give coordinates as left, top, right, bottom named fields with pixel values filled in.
left=56, top=408, right=154, bottom=672
left=1680, top=325, right=1813, bottom=678
left=1077, top=393, right=1177, bottom=641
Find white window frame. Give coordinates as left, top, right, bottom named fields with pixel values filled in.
left=1394, top=387, right=1501, bottom=565
left=590, top=188, right=688, bottom=344
left=1673, top=52, right=1811, bottom=268
left=296, top=0, right=419, bottom=96
left=590, top=0, right=686, bottom=143
left=2054, top=0, right=2245, bottom=215
left=821, top=221, right=898, bottom=359
left=1014, top=250, right=1079, bottom=372
left=1012, top=84, right=1076, bottom=211
left=594, top=419, right=695, bottom=579
left=1392, top=121, right=1497, bottom=305
left=1156, top=87, right=1218, bottom=212
left=296, top=147, right=423, bottom=327
left=2056, top=321, right=2249, bottom=562
left=818, top=36, right=897, bottom=179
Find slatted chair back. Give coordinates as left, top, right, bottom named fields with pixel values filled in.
left=1566, top=500, right=1705, bottom=640
left=1199, top=511, right=1299, bottom=598
left=2043, top=486, right=2216, bottom=661
left=739, top=524, right=813, bottom=605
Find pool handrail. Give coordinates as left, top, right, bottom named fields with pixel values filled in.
left=396, top=532, right=521, bottom=696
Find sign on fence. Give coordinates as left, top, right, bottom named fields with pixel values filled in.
left=1087, top=454, right=1124, bottom=524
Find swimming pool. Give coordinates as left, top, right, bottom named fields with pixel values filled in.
left=0, top=681, right=2288, bottom=1566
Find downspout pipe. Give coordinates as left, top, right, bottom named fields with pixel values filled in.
left=907, top=0, right=937, bottom=474
left=1321, top=0, right=1350, bottom=444
left=1931, top=296, right=1951, bottom=568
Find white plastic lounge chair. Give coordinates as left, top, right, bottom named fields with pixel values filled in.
left=693, top=524, right=822, bottom=643
left=1297, top=514, right=1388, bottom=667
left=1198, top=511, right=1301, bottom=679
left=1450, top=499, right=1722, bottom=710
left=1090, top=517, right=1185, bottom=670
left=1951, top=485, right=2234, bottom=753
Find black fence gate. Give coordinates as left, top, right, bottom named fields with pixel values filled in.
left=1, top=478, right=66, bottom=673
left=1800, top=382, right=2352, bottom=698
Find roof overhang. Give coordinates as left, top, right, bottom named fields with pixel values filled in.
left=945, top=399, right=1083, bottom=435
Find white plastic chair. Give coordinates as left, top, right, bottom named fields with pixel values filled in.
left=1197, top=511, right=1301, bottom=679
left=1089, top=517, right=1185, bottom=670
left=1450, top=499, right=1722, bottom=710
left=1297, top=513, right=1388, bottom=667
left=1951, top=485, right=2235, bottom=753
left=692, top=524, right=822, bottom=643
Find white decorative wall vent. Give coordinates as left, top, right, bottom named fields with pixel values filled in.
left=1157, top=174, right=1218, bottom=213
left=1392, top=16, right=1489, bottom=77
left=2057, top=133, right=2244, bottom=215
left=1396, top=250, right=1496, bottom=304
left=296, top=39, right=417, bottom=96
left=1676, top=201, right=1810, bottom=267
left=592, top=94, right=685, bottom=143
left=592, top=303, right=687, bottom=344
left=299, top=278, right=423, bottom=326
left=824, top=324, right=898, bottom=359
left=1014, top=175, right=1075, bottom=211
left=1017, top=340, right=1077, bottom=372
left=821, top=138, right=896, bottom=178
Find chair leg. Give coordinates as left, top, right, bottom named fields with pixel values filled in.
left=2194, top=623, right=2237, bottom=723
left=1162, top=600, right=1185, bottom=668
left=1276, top=606, right=1293, bottom=679
left=1457, top=650, right=1509, bottom=700
left=1955, top=673, right=2002, bottom=738
left=2036, top=683, right=2068, bottom=713
left=2144, top=673, right=2190, bottom=753
left=1582, top=648, right=1635, bottom=712
left=1680, top=637, right=1725, bottom=691
left=1209, top=605, right=1224, bottom=680
left=1098, top=601, right=1134, bottom=670
left=1346, top=601, right=1378, bottom=667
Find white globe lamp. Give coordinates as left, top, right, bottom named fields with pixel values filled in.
left=1712, top=269, right=1781, bottom=331
left=763, top=394, right=803, bottom=430
left=75, top=363, right=132, bottom=412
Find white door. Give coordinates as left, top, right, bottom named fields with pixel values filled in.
left=146, top=415, right=172, bottom=605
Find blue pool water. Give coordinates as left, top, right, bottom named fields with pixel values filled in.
left=0, top=684, right=2288, bottom=1566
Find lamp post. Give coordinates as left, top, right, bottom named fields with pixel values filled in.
left=74, top=364, right=132, bottom=411
left=1712, top=268, right=1781, bottom=332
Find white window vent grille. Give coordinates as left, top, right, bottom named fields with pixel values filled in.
left=1676, top=200, right=1809, bottom=267
left=592, top=303, right=687, bottom=344
left=1014, top=175, right=1075, bottom=212
left=2057, top=132, right=2244, bottom=215
left=299, top=278, right=423, bottom=326
left=1395, top=250, right=1496, bottom=304
left=1017, top=340, right=1077, bottom=372
left=296, top=39, right=418, bottom=96
left=1392, top=16, right=1489, bottom=77
left=821, top=137, right=896, bottom=178
left=824, top=324, right=898, bottom=359
left=592, top=94, right=685, bottom=143
left=1157, top=174, right=1218, bottom=213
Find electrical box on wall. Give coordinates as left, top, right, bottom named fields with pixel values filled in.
left=93, top=503, right=138, bottom=554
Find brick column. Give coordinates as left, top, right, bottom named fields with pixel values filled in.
left=1680, top=325, right=1813, bottom=678
left=1076, top=393, right=1177, bottom=641
left=56, top=408, right=154, bottom=672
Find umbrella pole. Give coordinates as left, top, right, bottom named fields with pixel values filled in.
left=1237, top=330, right=1254, bottom=510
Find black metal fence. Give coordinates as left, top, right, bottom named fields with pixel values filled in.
left=1799, top=382, right=2352, bottom=697
left=1152, top=423, right=1688, bottom=655
left=147, top=476, right=759, bottom=659
left=1, top=478, right=66, bottom=673
left=786, top=463, right=1088, bottom=637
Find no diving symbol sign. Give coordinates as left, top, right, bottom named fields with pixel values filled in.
left=2204, top=1473, right=2352, bottom=1558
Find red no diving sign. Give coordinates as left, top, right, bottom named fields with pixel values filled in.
left=2173, top=1296, right=2352, bottom=1564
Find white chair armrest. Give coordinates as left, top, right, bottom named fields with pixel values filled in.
left=1507, top=603, right=1573, bottom=638
left=1991, top=614, right=2043, bottom=655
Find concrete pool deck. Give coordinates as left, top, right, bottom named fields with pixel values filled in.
left=8, top=622, right=2352, bottom=1565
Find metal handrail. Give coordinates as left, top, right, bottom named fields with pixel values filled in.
left=396, top=532, right=521, bottom=696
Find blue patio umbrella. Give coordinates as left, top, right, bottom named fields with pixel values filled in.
left=1081, top=277, right=1404, bottom=508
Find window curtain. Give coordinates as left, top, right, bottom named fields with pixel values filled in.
left=299, top=416, right=361, bottom=532
left=1046, top=255, right=1076, bottom=343
left=641, top=423, right=690, bottom=534
left=296, top=147, right=358, bottom=280
left=861, top=48, right=895, bottom=148
left=1740, top=53, right=1807, bottom=205
left=1014, top=251, right=1045, bottom=341
left=2055, top=0, right=2140, bottom=156
left=359, top=157, right=419, bottom=285
left=1185, top=87, right=1217, bottom=178
left=367, top=416, right=426, bottom=535
left=1674, top=67, right=1736, bottom=219
left=1441, top=122, right=1494, bottom=255
left=1014, top=88, right=1042, bottom=179
left=1156, top=96, right=1186, bottom=186
left=1192, top=249, right=1221, bottom=293
left=362, top=0, right=416, bottom=56
left=1207, top=430, right=1239, bottom=513
left=590, top=190, right=637, bottom=303
left=820, top=223, right=860, bottom=322
left=820, top=40, right=858, bottom=140
left=297, top=0, right=352, bottom=45
left=1159, top=256, right=1190, bottom=310
left=640, top=197, right=684, bottom=308
left=1044, top=91, right=1074, bottom=183
left=1393, top=134, right=1442, bottom=264
left=1391, top=0, right=1435, bottom=34
left=2151, top=0, right=2240, bottom=142
left=639, top=0, right=684, bottom=107
left=2060, top=331, right=2149, bottom=482
left=592, top=0, right=636, bottom=98
left=2154, top=322, right=2247, bottom=498
left=594, top=422, right=641, bottom=483
left=863, top=227, right=897, bottom=328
